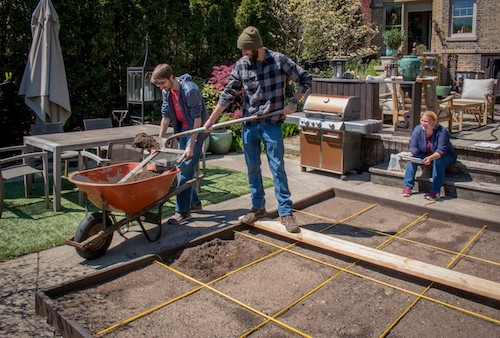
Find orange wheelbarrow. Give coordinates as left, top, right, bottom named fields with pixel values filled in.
left=66, top=161, right=197, bottom=260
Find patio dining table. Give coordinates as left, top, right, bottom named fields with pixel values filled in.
left=24, top=124, right=161, bottom=211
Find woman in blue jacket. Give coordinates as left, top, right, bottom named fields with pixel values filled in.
left=401, top=111, right=457, bottom=200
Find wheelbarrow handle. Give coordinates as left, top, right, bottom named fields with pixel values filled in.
left=163, top=109, right=285, bottom=144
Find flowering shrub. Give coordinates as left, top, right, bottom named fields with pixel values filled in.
left=205, top=62, right=243, bottom=118
left=206, top=63, right=234, bottom=91
left=204, top=62, right=244, bottom=151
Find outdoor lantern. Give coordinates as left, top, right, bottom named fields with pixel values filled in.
left=126, top=67, right=159, bottom=102
left=126, top=34, right=161, bottom=124
left=332, top=58, right=348, bottom=78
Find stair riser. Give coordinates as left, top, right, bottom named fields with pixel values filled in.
left=370, top=170, right=500, bottom=206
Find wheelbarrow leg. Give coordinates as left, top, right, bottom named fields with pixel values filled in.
left=136, top=203, right=164, bottom=242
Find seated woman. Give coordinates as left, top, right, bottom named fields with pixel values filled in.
left=401, top=111, right=457, bottom=200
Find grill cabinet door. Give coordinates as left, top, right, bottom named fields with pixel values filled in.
left=300, top=127, right=321, bottom=169
left=321, top=130, right=343, bottom=173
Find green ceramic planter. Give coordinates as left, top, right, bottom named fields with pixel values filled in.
left=436, top=85, right=451, bottom=98
left=209, top=129, right=232, bottom=154
left=398, top=55, right=422, bottom=81
left=385, top=47, right=398, bottom=57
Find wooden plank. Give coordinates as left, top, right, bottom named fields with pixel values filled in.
left=251, top=219, right=500, bottom=301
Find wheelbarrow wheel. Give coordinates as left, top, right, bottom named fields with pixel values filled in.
left=74, top=212, right=113, bottom=260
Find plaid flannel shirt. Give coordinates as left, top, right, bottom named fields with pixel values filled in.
left=218, top=48, right=312, bottom=124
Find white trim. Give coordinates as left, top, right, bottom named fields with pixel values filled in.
left=450, top=0, right=477, bottom=38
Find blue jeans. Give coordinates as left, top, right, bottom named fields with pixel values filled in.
left=403, top=152, right=457, bottom=192
left=176, top=135, right=203, bottom=213
left=242, top=123, right=292, bottom=216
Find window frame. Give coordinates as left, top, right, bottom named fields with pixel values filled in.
left=450, top=0, right=477, bottom=38
left=382, top=4, right=404, bottom=53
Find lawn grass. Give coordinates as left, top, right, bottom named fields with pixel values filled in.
left=0, top=165, right=273, bottom=261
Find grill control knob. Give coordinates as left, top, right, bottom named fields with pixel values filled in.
left=316, top=121, right=322, bottom=128
left=304, top=120, right=309, bottom=127
left=329, top=123, right=336, bottom=130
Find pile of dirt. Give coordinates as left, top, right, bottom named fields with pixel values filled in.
left=132, top=133, right=160, bottom=151
left=169, top=235, right=276, bottom=282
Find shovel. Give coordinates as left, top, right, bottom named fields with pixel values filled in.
left=118, top=110, right=285, bottom=184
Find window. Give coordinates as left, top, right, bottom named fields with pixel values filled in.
left=385, top=5, right=402, bottom=30
left=451, top=0, right=476, bottom=36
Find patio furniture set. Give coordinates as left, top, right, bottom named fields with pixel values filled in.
left=376, top=76, right=497, bottom=131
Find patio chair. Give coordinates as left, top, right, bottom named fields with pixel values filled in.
left=78, top=140, right=146, bottom=170
left=31, top=122, right=79, bottom=176
left=83, top=117, right=113, bottom=156
left=367, top=75, right=399, bottom=126
left=420, top=78, right=454, bottom=129
left=83, top=117, right=113, bottom=130
left=0, top=145, right=49, bottom=218
left=452, top=78, right=497, bottom=126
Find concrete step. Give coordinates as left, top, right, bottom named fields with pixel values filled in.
left=447, top=159, right=500, bottom=184
left=369, top=160, right=500, bottom=206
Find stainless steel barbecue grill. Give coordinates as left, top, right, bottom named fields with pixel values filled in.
left=299, top=94, right=362, bottom=179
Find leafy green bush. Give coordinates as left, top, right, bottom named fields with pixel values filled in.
left=282, top=123, right=299, bottom=137
left=346, top=59, right=381, bottom=78
left=201, top=84, right=220, bottom=113
left=382, top=29, right=404, bottom=50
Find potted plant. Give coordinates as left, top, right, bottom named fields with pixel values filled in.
left=383, top=29, right=404, bottom=57
left=209, top=129, right=232, bottom=154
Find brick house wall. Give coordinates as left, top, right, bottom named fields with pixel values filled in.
left=432, top=0, right=500, bottom=84
left=371, top=0, right=500, bottom=85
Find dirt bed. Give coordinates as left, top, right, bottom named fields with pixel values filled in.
left=53, top=197, right=499, bottom=337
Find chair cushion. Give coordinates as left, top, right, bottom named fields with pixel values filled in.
left=384, top=77, right=402, bottom=93
left=453, top=98, right=484, bottom=105
left=366, top=75, right=385, bottom=82
left=461, top=79, right=494, bottom=100
left=381, top=99, right=396, bottom=111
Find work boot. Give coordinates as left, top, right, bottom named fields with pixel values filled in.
left=240, top=208, right=267, bottom=225
left=280, top=215, right=300, bottom=233
left=190, top=203, right=203, bottom=212
left=167, top=212, right=192, bottom=224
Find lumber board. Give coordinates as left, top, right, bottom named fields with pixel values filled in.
left=251, top=219, right=500, bottom=301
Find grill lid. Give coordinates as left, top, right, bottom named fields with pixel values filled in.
left=303, top=94, right=360, bottom=121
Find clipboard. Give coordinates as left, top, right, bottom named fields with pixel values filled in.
left=399, top=155, right=424, bottom=164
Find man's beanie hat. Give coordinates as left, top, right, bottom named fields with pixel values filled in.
left=237, top=26, right=263, bottom=50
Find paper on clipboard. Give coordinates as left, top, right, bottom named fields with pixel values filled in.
left=399, top=155, right=424, bottom=164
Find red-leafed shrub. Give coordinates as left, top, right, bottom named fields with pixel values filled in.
left=204, top=62, right=244, bottom=151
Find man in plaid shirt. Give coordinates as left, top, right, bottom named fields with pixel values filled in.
left=204, top=26, right=312, bottom=233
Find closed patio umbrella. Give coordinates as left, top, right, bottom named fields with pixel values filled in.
left=19, top=0, right=71, bottom=125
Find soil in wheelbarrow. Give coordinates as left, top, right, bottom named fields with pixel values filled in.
left=52, top=197, right=499, bottom=337
left=127, top=169, right=161, bottom=182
